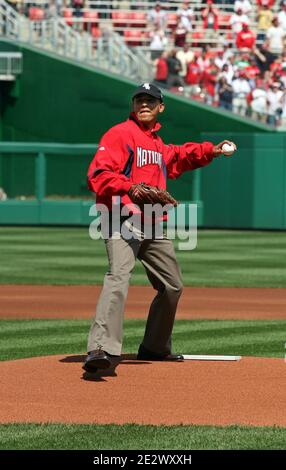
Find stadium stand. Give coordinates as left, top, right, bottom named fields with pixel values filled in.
left=3, top=0, right=286, bottom=127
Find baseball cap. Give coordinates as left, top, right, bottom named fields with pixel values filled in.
left=132, top=83, right=164, bottom=102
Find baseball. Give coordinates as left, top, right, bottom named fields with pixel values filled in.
left=222, top=143, right=235, bottom=156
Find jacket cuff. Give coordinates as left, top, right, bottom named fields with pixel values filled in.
left=204, top=142, right=216, bottom=158
left=121, top=181, right=133, bottom=193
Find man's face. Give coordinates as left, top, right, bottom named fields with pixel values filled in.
left=132, top=94, right=165, bottom=125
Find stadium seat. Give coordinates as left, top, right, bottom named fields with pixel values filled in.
left=129, top=12, right=147, bottom=28
left=167, top=13, right=178, bottom=30
left=112, top=12, right=131, bottom=29
left=62, top=8, right=74, bottom=26
left=29, top=7, right=45, bottom=21
left=191, top=31, right=205, bottom=47
left=83, top=11, right=99, bottom=25
left=124, top=30, right=144, bottom=46
left=218, top=13, right=232, bottom=30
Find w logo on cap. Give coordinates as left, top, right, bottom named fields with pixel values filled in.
left=142, top=83, right=151, bottom=90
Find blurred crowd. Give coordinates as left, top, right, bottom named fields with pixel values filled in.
left=154, top=41, right=286, bottom=127
left=6, top=0, right=286, bottom=126
left=149, top=0, right=286, bottom=127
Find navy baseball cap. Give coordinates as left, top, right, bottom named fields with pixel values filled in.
left=132, top=83, right=164, bottom=102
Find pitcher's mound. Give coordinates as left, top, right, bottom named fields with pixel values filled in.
left=0, top=355, right=285, bottom=427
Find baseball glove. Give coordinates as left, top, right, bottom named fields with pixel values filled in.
left=128, top=182, right=177, bottom=210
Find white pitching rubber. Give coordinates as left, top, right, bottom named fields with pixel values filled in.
left=183, top=355, right=241, bottom=361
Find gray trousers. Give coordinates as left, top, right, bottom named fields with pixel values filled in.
left=87, top=226, right=183, bottom=356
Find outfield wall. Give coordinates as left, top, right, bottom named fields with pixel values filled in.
left=0, top=133, right=285, bottom=229
left=201, top=133, right=286, bottom=229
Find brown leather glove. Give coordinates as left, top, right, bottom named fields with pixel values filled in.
left=128, top=182, right=177, bottom=210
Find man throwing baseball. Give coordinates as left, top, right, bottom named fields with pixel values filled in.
left=83, top=82, right=236, bottom=373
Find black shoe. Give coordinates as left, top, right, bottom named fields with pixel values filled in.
left=83, top=347, right=112, bottom=372
left=137, top=344, right=184, bottom=362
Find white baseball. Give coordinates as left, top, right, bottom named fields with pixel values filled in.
left=222, top=143, right=235, bottom=156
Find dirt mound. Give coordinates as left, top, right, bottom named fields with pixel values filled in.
left=0, top=354, right=285, bottom=426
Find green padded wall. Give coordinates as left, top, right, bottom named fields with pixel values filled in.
left=201, top=133, right=286, bottom=229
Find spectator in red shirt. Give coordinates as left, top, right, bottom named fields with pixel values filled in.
left=202, top=58, right=219, bottom=105
left=154, top=51, right=169, bottom=88
left=185, top=55, right=202, bottom=97
left=185, top=56, right=202, bottom=85
left=245, top=58, right=261, bottom=87
left=236, top=23, right=256, bottom=49
left=245, top=58, right=260, bottom=79
left=270, top=56, right=284, bottom=77
left=202, top=0, right=219, bottom=38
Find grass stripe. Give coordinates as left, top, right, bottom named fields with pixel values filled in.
left=1, top=227, right=286, bottom=286
left=0, top=423, right=285, bottom=450
left=0, top=319, right=285, bottom=361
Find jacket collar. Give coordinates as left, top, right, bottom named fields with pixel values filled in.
left=129, top=112, right=161, bottom=136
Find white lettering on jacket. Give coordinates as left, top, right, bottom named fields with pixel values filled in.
left=137, top=147, right=162, bottom=168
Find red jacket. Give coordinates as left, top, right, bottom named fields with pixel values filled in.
left=87, top=114, right=215, bottom=213
left=236, top=30, right=256, bottom=49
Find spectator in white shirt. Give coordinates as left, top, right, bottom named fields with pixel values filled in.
left=148, top=3, right=167, bottom=30
left=150, top=27, right=169, bottom=60
left=218, top=63, right=234, bottom=85
left=230, top=9, right=250, bottom=34
left=176, top=1, right=194, bottom=32
left=250, top=85, right=268, bottom=122
left=232, top=71, right=251, bottom=115
left=176, top=45, right=195, bottom=77
left=214, top=50, right=225, bottom=70
left=279, top=89, right=286, bottom=128
left=266, top=82, right=283, bottom=125
left=222, top=43, right=234, bottom=63
left=278, top=2, right=286, bottom=32
left=266, top=17, right=286, bottom=55
left=234, top=0, right=252, bottom=16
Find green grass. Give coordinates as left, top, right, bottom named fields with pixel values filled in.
left=1, top=227, right=285, bottom=450
left=0, top=423, right=285, bottom=450
left=0, top=319, right=285, bottom=362
left=1, top=227, right=286, bottom=286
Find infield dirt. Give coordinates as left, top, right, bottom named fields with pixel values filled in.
left=1, top=285, right=286, bottom=319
